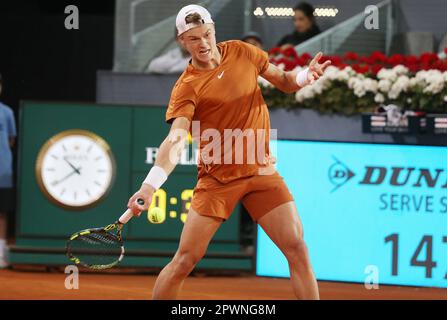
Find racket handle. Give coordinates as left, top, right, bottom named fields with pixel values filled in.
left=119, top=198, right=145, bottom=224
left=119, top=209, right=134, bottom=224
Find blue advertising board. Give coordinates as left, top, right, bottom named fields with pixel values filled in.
left=257, top=140, right=447, bottom=288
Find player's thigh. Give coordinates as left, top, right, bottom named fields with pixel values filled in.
left=176, top=208, right=223, bottom=258
left=242, top=171, right=294, bottom=222
left=257, top=201, right=304, bottom=251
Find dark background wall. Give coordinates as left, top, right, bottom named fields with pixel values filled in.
left=0, top=0, right=115, bottom=237
left=0, top=0, right=115, bottom=114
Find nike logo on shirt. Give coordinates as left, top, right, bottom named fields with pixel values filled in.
left=217, top=71, right=225, bottom=79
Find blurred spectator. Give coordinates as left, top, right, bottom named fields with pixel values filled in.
left=242, top=31, right=263, bottom=49
left=147, top=30, right=191, bottom=74
left=277, top=2, right=321, bottom=47
left=0, top=73, right=16, bottom=268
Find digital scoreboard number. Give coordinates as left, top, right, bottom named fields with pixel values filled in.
left=256, top=140, right=447, bottom=288
left=148, top=188, right=194, bottom=224
left=385, top=234, right=447, bottom=280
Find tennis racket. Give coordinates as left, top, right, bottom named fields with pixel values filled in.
left=66, top=198, right=145, bottom=270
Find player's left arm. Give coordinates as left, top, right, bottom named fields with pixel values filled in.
left=260, top=52, right=331, bottom=93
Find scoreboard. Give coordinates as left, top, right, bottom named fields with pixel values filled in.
left=257, top=140, right=447, bottom=288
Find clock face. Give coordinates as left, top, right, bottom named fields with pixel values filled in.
left=36, top=130, right=115, bottom=210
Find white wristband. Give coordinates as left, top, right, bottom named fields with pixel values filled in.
left=143, top=166, right=168, bottom=190
left=296, top=67, right=310, bottom=87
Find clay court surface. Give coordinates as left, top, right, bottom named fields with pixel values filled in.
left=1, top=269, right=447, bottom=300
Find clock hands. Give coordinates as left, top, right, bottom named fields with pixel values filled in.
left=64, top=158, right=81, bottom=175
left=51, top=165, right=82, bottom=187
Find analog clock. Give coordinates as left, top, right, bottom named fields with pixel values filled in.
left=35, top=129, right=115, bottom=210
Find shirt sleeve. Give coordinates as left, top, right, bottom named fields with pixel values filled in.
left=6, top=107, right=16, bottom=137
left=238, top=40, right=270, bottom=75
left=165, top=80, right=196, bottom=124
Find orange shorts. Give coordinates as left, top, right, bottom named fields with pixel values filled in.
left=191, top=171, right=294, bottom=222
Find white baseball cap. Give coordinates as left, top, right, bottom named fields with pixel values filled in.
left=176, top=4, right=214, bottom=36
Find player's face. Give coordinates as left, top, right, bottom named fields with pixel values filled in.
left=180, top=24, right=217, bottom=65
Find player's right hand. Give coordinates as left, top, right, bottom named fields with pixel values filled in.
left=127, top=183, right=155, bottom=216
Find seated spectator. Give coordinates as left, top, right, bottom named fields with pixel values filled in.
left=147, top=31, right=191, bottom=74
left=277, top=2, right=321, bottom=47
left=0, top=73, right=16, bottom=268
left=241, top=31, right=263, bottom=49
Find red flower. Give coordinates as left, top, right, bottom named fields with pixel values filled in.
left=352, top=64, right=369, bottom=74
left=358, top=56, right=373, bottom=65
left=294, top=57, right=306, bottom=67
left=285, top=60, right=297, bottom=71
left=432, top=60, right=447, bottom=72
left=270, top=50, right=443, bottom=73
left=421, top=61, right=432, bottom=70
left=275, top=57, right=297, bottom=71
left=319, top=55, right=330, bottom=63
left=268, top=47, right=281, bottom=56
left=300, top=53, right=312, bottom=64
left=420, top=52, right=438, bottom=65
left=282, top=47, right=298, bottom=59
left=344, top=51, right=359, bottom=61
left=370, top=51, right=387, bottom=63
left=370, top=64, right=383, bottom=75
left=405, top=55, right=419, bottom=65
left=324, top=55, right=342, bottom=67
left=387, top=54, right=405, bottom=66
left=407, top=64, right=419, bottom=73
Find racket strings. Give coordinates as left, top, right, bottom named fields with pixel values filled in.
left=81, top=233, right=119, bottom=245
left=68, top=231, right=123, bottom=268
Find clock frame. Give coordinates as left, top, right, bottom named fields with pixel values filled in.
left=35, top=129, right=116, bottom=211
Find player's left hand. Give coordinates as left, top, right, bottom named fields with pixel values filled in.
left=307, top=52, right=331, bottom=84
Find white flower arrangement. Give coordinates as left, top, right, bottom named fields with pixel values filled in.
left=261, top=63, right=447, bottom=114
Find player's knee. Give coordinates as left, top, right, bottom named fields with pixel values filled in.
left=172, top=250, right=203, bottom=277
left=283, top=239, right=309, bottom=264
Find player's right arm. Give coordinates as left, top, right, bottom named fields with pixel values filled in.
left=127, top=116, right=191, bottom=216
left=261, top=52, right=331, bottom=93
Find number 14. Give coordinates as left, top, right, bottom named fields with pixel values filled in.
left=385, top=234, right=447, bottom=279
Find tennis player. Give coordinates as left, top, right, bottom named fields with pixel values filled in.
left=128, top=4, right=330, bottom=300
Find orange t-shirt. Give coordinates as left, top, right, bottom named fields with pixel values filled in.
left=166, top=40, right=271, bottom=183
